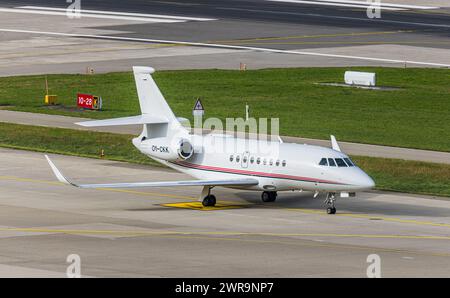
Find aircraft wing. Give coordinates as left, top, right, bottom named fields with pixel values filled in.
left=45, top=155, right=258, bottom=189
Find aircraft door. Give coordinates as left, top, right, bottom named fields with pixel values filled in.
left=241, top=151, right=249, bottom=168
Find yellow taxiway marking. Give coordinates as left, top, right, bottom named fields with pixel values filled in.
left=0, top=43, right=181, bottom=59
left=217, top=41, right=450, bottom=46
left=212, top=30, right=415, bottom=43
left=162, top=200, right=252, bottom=211
left=0, top=227, right=449, bottom=241
left=1, top=175, right=450, bottom=229
left=0, top=175, right=193, bottom=201
left=286, top=208, right=450, bottom=229
left=0, top=175, right=62, bottom=186
left=1, top=227, right=449, bottom=257
left=154, top=234, right=450, bottom=258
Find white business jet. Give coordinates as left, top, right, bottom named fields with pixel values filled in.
left=45, top=66, right=375, bottom=214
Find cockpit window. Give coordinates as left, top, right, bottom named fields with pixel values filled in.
left=319, top=158, right=328, bottom=166
left=335, top=158, right=347, bottom=167
left=328, top=158, right=336, bottom=167
left=344, top=158, right=354, bottom=167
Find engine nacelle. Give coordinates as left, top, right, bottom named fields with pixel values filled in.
left=142, top=137, right=194, bottom=161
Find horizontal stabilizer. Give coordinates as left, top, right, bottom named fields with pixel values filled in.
left=76, top=115, right=168, bottom=127
left=45, top=155, right=258, bottom=189
left=176, top=117, right=189, bottom=124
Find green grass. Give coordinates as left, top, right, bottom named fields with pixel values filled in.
left=0, top=122, right=158, bottom=166
left=353, top=156, right=450, bottom=197
left=0, top=122, right=448, bottom=197
left=0, top=67, right=449, bottom=152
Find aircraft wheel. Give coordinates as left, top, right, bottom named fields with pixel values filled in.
left=327, top=207, right=336, bottom=215
left=262, top=191, right=277, bottom=202
left=261, top=192, right=271, bottom=202
left=269, top=192, right=277, bottom=202
left=202, top=195, right=216, bottom=207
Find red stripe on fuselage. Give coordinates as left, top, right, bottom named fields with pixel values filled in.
left=171, top=161, right=346, bottom=185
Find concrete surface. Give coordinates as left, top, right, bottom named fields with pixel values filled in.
left=0, top=147, right=449, bottom=277
left=0, top=0, right=448, bottom=278
left=361, top=0, right=449, bottom=7
left=0, top=0, right=449, bottom=76
left=0, top=109, right=448, bottom=164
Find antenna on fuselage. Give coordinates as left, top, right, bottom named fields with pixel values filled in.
left=330, top=135, right=341, bottom=152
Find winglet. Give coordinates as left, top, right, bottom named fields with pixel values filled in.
left=330, top=135, right=341, bottom=152
left=45, top=155, right=75, bottom=186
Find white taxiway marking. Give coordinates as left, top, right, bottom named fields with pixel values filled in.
left=0, top=6, right=215, bottom=23
left=315, top=0, right=438, bottom=9
left=268, top=0, right=438, bottom=10
left=0, top=7, right=180, bottom=23
left=0, top=28, right=449, bottom=68
left=18, top=6, right=216, bottom=22
left=267, top=0, right=405, bottom=10
left=220, top=7, right=450, bottom=29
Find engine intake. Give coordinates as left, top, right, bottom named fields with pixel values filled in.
left=178, top=140, right=194, bottom=160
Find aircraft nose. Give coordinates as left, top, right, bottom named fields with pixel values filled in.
left=358, top=173, right=375, bottom=189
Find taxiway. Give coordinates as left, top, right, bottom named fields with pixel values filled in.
left=0, top=148, right=449, bottom=277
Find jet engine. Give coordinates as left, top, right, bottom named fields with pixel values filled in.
left=141, top=137, right=194, bottom=161
left=177, top=139, right=194, bottom=160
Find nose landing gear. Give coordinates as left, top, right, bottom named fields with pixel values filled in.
left=325, top=192, right=337, bottom=214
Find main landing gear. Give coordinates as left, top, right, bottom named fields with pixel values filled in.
left=201, top=186, right=216, bottom=207
left=324, top=192, right=337, bottom=214
left=202, top=195, right=216, bottom=207
left=261, top=191, right=277, bottom=202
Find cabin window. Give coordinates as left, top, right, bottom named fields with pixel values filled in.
left=243, top=156, right=248, bottom=163
left=282, top=160, right=286, bottom=167
left=250, top=156, right=255, bottom=164
left=328, top=158, right=336, bottom=167
left=236, top=155, right=240, bottom=162
left=256, top=157, right=261, bottom=165
left=275, top=160, right=280, bottom=166
left=229, top=155, right=234, bottom=162
left=335, top=158, right=347, bottom=167
left=269, top=159, right=273, bottom=166
left=263, top=159, right=267, bottom=165
left=319, top=158, right=328, bottom=166
left=344, top=158, right=354, bottom=167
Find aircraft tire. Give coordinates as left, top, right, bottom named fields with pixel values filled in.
left=327, top=207, right=336, bottom=214
left=202, top=195, right=216, bottom=207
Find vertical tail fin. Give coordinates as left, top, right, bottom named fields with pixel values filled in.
left=76, top=67, right=187, bottom=139
left=133, top=66, right=176, bottom=122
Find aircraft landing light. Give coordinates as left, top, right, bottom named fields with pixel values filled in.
left=161, top=201, right=252, bottom=211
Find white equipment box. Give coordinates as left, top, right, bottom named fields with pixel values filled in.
left=344, top=71, right=376, bottom=87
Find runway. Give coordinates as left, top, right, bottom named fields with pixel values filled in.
left=0, top=0, right=449, bottom=76
left=0, top=147, right=449, bottom=277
